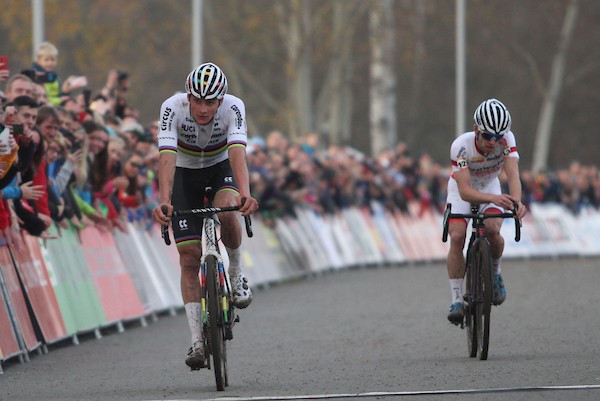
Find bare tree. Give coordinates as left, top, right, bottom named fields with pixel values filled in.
left=274, top=0, right=314, bottom=139
left=531, top=0, right=580, bottom=172
left=406, top=0, right=427, bottom=143
left=369, top=0, right=397, bottom=156
left=315, top=2, right=368, bottom=146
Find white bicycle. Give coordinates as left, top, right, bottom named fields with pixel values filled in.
left=161, top=199, right=252, bottom=391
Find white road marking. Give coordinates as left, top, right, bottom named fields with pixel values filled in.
left=146, top=383, right=600, bottom=401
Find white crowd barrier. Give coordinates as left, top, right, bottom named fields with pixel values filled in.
left=1, top=202, right=599, bottom=369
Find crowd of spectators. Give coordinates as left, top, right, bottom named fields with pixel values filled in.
left=0, top=42, right=158, bottom=246
left=1, top=42, right=599, bottom=246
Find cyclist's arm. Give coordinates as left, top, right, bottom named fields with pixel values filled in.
left=454, top=168, right=496, bottom=205
left=503, top=157, right=521, bottom=201
left=155, top=151, right=176, bottom=221
left=503, top=157, right=526, bottom=217
left=153, top=97, right=178, bottom=223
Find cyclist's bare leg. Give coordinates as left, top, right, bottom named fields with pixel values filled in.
left=213, top=188, right=242, bottom=250
left=485, top=216, right=507, bottom=305
left=447, top=220, right=467, bottom=279
left=178, top=243, right=205, bottom=368
left=447, top=220, right=468, bottom=322
left=484, top=218, right=504, bottom=261
left=178, top=244, right=203, bottom=303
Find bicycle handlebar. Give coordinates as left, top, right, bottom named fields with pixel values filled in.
left=161, top=205, right=171, bottom=245
left=442, top=203, right=521, bottom=243
left=160, top=201, right=254, bottom=246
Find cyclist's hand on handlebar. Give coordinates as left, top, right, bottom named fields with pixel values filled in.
left=152, top=203, right=173, bottom=225
left=238, top=194, right=259, bottom=217
left=513, top=200, right=527, bottom=219
left=494, top=194, right=527, bottom=219
left=493, top=194, right=518, bottom=211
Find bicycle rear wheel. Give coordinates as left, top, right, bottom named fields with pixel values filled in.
left=475, top=240, right=492, bottom=360
left=206, top=255, right=227, bottom=391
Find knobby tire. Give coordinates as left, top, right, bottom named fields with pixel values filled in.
left=207, top=255, right=227, bottom=391
left=465, top=245, right=478, bottom=358
left=477, top=240, right=492, bottom=360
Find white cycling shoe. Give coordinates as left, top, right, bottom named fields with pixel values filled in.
left=230, top=273, right=252, bottom=309
left=185, top=341, right=205, bottom=370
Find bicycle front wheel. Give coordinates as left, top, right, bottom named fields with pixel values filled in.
left=464, top=246, right=478, bottom=358
left=475, top=240, right=492, bottom=360
left=206, top=255, right=227, bottom=390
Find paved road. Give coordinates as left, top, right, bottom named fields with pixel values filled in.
left=2, top=257, right=600, bottom=401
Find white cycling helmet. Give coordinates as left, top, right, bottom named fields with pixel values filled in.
left=185, top=62, right=228, bottom=100
left=473, top=98, right=511, bottom=135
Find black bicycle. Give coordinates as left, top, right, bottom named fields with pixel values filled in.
left=161, top=201, right=252, bottom=391
left=442, top=203, right=521, bottom=360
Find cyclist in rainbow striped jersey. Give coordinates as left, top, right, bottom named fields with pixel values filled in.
left=152, top=62, right=259, bottom=369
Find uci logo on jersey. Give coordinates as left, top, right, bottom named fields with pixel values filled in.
left=224, top=176, right=233, bottom=183
left=181, top=124, right=196, bottom=133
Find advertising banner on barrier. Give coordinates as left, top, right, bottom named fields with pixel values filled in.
left=79, top=226, right=146, bottom=323
left=574, top=207, right=600, bottom=256
left=10, top=233, right=67, bottom=343
left=328, top=214, right=359, bottom=268
left=40, top=225, right=106, bottom=335
left=369, top=204, right=405, bottom=264
left=0, top=246, right=40, bottom=352
left=417, top=210, right=449, bottom=262
left=293, top=208, right=331, bottom=272
left=140, top=225, right=182, bottom=308
left=0, top=268, right=21, bottom=361
left=241, top=218, right=291, bottom=286
left=113, top=228, right=153, bottom=313
left=525, top=204, right=581, bottom=257
left=300, top=209, right=345, bottom=270
left=274, top=218, right=310, bottom=275
left=114, top=223, right=181, bottom=312
left=340, top=209, right=373, bottom=266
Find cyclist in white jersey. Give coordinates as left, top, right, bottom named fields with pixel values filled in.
left=152, top=62, right=259, bottom=369
left=445, top=98, right=527, bottom=325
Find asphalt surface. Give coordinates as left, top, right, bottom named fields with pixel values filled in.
left=1, top=257, right=600, bottom=401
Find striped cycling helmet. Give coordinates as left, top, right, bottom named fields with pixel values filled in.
left=473, top=98, right=511, bottom=135
left=185, top=62, right=228, bottom=100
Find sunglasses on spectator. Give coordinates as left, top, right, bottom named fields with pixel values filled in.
left=131, top=162, right=144, bottom=169
left=480, top=131, right=504, bottom=142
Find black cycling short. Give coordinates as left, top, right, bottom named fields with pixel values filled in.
left=170, top=159, right=239, bottom=246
